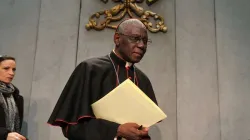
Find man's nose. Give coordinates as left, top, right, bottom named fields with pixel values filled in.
left=137, top=39, right=146, bottom=48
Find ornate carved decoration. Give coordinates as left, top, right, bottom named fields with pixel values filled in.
left=86, top=0, right=167, bottom=33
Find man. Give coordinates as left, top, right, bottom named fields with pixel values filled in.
left=48, top=18, right=158, bottom=140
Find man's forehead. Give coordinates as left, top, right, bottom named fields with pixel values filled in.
left=124, top=26, right=147, bottom=35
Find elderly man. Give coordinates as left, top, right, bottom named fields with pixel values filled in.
left=48, top=18, right=158, bottom=140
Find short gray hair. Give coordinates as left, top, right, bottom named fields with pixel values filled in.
left=117, top=18, right=146, bottom=33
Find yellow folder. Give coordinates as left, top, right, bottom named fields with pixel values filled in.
left=91, top=79, right=167, bottom=127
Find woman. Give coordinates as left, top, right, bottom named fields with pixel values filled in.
left=0, top=55, right=26, bottom=140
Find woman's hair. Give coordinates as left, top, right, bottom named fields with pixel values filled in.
left=0, top=55, right=15, bottom=63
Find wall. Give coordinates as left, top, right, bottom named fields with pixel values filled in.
left=0, top=0, right=249, bottom=140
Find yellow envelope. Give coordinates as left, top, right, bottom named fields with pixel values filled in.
left=91, top=79, right=167, bottom=127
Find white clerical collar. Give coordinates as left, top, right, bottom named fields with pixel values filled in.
left=125, top=62, right=132, bottom=67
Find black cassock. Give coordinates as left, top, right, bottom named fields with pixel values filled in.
left=48, top=51, right=158, bottom=140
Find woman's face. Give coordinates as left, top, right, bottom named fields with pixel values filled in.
left=0, top=60, right=16, bottom=84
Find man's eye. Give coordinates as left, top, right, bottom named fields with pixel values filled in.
left=134, top=37, right=141, bottom=40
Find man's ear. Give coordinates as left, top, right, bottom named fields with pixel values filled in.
left=114, top=33, right=120, bottom=46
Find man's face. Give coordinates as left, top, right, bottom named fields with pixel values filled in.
left=116, top=25, right=149, bottom=63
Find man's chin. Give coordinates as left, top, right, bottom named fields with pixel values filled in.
left=131, top=58, right=142, bottom=63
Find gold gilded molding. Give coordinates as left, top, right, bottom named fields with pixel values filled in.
left=85, top=0, right=167, bottom=33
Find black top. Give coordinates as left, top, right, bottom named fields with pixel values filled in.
left=48, top=51, right=158, bottom=140
left=0, top=86, right=23, bottom=140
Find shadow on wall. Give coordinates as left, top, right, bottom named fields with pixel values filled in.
left=20, top=96, right=30, bottom=137
left=21, top=99, right=51, bottom=140
left=21, top=120, right=28, bottom=138
left=149, top=124, right=162, bottom=140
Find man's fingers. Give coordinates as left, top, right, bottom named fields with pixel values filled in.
left=139, top=130, right=149, bottom=137
left=143, top=127, right=149, bottom=131
left=131, top=123, right=140, bottom=128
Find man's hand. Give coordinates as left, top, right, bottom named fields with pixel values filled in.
left=117, top=123, right=149, bottom=140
